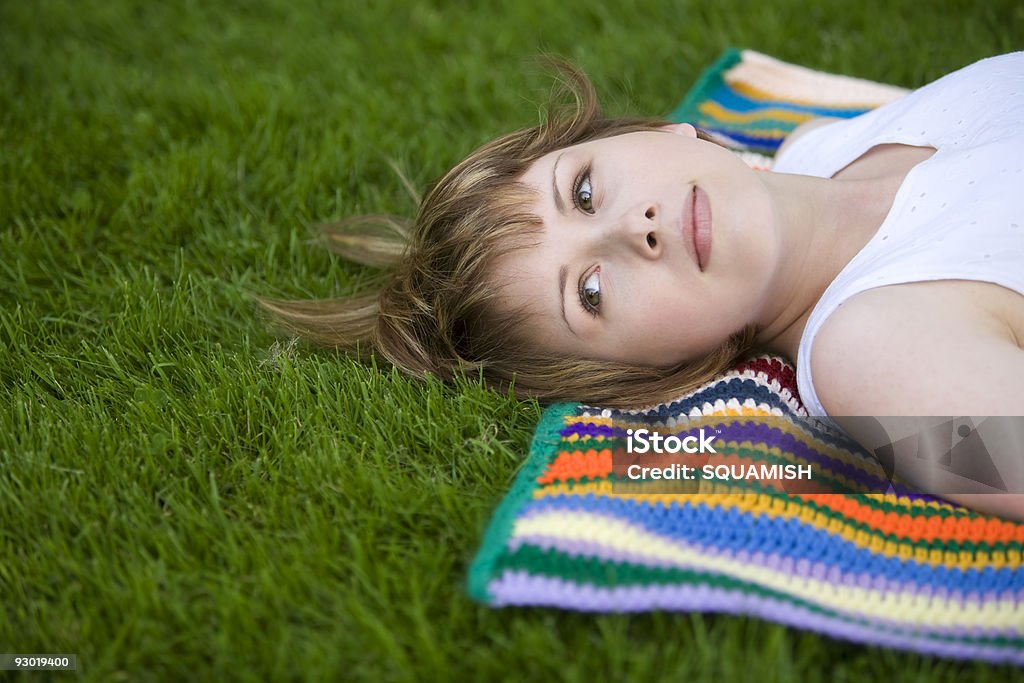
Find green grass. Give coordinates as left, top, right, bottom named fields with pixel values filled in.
left=1, top=0, right=1022, bottom=680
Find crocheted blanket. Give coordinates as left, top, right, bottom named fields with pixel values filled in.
left=468, top=50, right=1024, bottom=664
left=668, top=47, right=910, bottom=164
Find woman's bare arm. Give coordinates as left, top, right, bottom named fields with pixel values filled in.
left=812, top=296, right=1024, bottom=520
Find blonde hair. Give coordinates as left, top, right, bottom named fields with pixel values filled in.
left=257, top=62, right=758, bottom=408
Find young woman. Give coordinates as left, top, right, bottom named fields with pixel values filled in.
left=259, top=52, right=1024, bottom=518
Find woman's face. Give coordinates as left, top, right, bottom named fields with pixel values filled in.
left=492, top=124, right=781, bottom=367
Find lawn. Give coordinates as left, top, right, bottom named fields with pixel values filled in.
left=1, top=0, right=1022, bottom=680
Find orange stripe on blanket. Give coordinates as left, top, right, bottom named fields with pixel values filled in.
left=536, top=448, right=613, bottom=485
left=800, top=493, right=1024, bottom=544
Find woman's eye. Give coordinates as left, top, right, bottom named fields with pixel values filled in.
left=579, top=268, right=601, bottom=315
left=573, top=169, right=594, bottom=213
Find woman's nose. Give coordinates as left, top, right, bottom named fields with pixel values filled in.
left=624, top=204, right=663, bottom=259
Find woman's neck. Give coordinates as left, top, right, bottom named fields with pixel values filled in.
left=750, top=170, right=905, bottom=361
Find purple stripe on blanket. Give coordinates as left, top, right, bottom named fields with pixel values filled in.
left=488, top=571, right=1024, bottom=665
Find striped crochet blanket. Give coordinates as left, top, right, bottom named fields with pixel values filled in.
left=668, top=47, right=910, bottom=163
left=468, top=51, right=1024, bottom=664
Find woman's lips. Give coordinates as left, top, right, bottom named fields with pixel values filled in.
left=692, top=186, right=713, bottom=271
left=682, top=187, right=698, bottom=268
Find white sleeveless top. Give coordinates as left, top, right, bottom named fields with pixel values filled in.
left=770, top=52, right=1024, bottom=416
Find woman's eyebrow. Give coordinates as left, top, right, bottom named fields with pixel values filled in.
left=558, top=264, right=578, bottom=337
left=551, top=152, right=567, bottom=214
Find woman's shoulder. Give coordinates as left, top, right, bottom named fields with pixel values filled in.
left=956, top=51, right=1024, bottom=75
left=774, top=116, right=842, bottom=161
left=774, top=52, right=1024, bottom=175
left=809, top=280, right=1024, bottom=416
left=913, top=51, right=1024, bottom=95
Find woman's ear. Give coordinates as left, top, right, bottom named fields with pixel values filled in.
left=662, top=122, right=698, bottom=138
